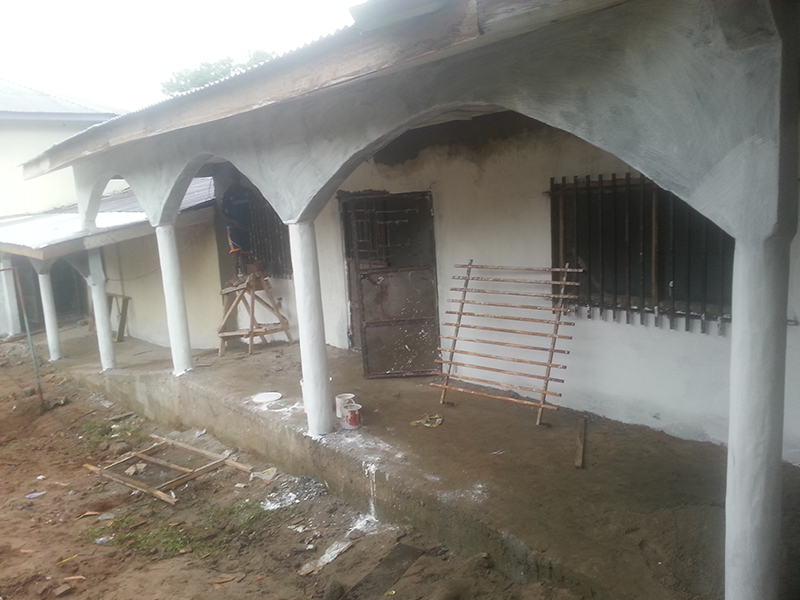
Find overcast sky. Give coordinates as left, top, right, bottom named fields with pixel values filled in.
left=1, top=0, right=361, bottom=113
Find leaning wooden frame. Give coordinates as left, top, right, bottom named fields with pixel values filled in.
left=84, top=435, right=252, bottom=505
left=431, top=260, right=582, bottom=425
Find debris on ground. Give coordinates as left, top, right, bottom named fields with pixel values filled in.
left=0, top=340, right=579, bottom=600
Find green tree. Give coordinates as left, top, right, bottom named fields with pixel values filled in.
left=161, top=51, right=276, bottom=96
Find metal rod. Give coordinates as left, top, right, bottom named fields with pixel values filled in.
left=572, top=176, right=582, bottom=305
left=435, top=346, right=566, bottom=369
left=444, top=310, right=574, bottom=327
left=719, top=227, right=727, bottom=335
left=651, top=183, right=660, bottom=327
left=685, top=201, right=692, bottom=332
left=701, top=218, right=708, bottom=333
left=585, top=175, right=593, bottom=318
left=598, top=174, right=605, bottom=320
left=611, top=174, right=618, bottom=321
left=624, top=173, right=631, bottom=323
left=669, top=192, right=676, bottom=330
left=558, top=178, right=566, bottom=275
left=639, top=176, right=646, bottom=325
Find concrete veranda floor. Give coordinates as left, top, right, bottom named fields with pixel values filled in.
left=13, top=323, right=800, bottom=600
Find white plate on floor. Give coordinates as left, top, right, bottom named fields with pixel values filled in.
left=252, top=392, right=282, bottom=403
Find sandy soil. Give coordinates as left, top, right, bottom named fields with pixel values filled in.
left=0, top=341, right=579, bottom=600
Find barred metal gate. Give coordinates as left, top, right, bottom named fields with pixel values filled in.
left=340, top=192, right=439, bottom=378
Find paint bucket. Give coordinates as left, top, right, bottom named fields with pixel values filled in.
left=341, top=402, right=362, bottom=429
left=335, top=393, right=355, bottom=419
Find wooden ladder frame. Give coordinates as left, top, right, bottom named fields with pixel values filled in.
left=431, top=261, right=581, bottom=425
left=84, top=435, right=252, bottom=505
left=217, top=272, right=293, bottom=356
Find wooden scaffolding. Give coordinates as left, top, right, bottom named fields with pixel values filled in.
left=218, top=272, right=292, bottom=356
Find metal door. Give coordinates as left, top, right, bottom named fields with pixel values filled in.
left=341, top=192, right=438, bottom=378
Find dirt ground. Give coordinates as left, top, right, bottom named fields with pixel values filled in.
left=0, top=341, right=579, bottom=600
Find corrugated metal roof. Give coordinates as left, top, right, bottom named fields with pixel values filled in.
left=56, top=176, right=216, bottom=214
left=0, top=177, right=215, bottom=254
left=0, top=79, right=122, bottom=118
left=0, top=212, right=147, bottom=250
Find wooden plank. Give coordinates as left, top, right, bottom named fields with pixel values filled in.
left=83, top=464, right=177, bottom=505
left=445, top=310, right=574, bottom=327
left=148, top=435, right=253, bottom=472
left=102, top=441, right=165, bottom=469
left=434, top=359, right=564, bottom=383
left=449, top=287, right=579, bottom=300
left=452, top=275, right=580, bottom=286
left=575, top=417, right=587, bottom=469
left=115, top=296, right=130, bottom=343
left=454, top=264, right=583, bottom=273
left=256, top=274, right=293, bottom=342
left=447, top=298, right=575, bottom=313
left=156, top=458, right=228, bottom=491
left=431, top=371, right=562, bottom=397
left=217, top=288, right=247, bottom=333
left=218, top=326, right=285, bottom=338
left=429, top=384, right=558, bottom=410
left=132, top=452, right=193, bottom=474
left=439, top=335, right=570, bottom=355
left=435, top=346, right=566, bottom=369
left=442, top=322, right=572, bottom=340
left=439, top=259, right=473, bottom=405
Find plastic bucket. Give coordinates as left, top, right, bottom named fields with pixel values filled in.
left=335, top=393, right=355, bottom=419
left=341, top=402, right=362, bottom=429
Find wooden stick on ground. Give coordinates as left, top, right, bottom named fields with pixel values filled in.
left=575, top=417, right=587, bottom=469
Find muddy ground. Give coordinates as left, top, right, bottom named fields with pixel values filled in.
left=0, top=341, right=578, bottom=600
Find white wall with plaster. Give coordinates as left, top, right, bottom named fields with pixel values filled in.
left=0, top=120, right=92, bottom=217
left=104, top=216, right=223, bottom=350
left=311, top=118, right=791, bottom=459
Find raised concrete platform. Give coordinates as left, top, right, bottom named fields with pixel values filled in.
left=34, top=324, right=800, bottom=599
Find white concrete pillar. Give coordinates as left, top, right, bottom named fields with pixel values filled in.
left=87, top=249, right=116, bottom=371
left=0, top=254, right=21, bottom=337
left=37, top=272, right=62, bottom=361
left=288, top=221, right=334, bottom=436
left=155, top=223, right=193, bottom=376
left=726, top=237, right=790, bottom=600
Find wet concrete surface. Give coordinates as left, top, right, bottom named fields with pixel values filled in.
left=19, top=323, right=800, bottom=600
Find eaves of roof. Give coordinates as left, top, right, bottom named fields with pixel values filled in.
left=0, top=111, right=119, bottom=123
left=0, top=178, right=215, bottom=260
left=22, top=0, right=627, bottom=180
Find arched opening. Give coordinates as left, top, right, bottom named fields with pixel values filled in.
left=310, top=108, right=733, bottom=441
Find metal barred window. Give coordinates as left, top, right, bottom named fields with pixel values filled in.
left=550, top=174, right=734, bottom=332
left=248, top=199, right=292, bottom=279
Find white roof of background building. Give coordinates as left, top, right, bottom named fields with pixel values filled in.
left=0, top=80, right=122, bottom=120
left=0, top=177, right=214, bottom=259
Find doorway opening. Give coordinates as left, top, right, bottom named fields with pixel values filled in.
left=340, top=191, right=439, bottom=378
